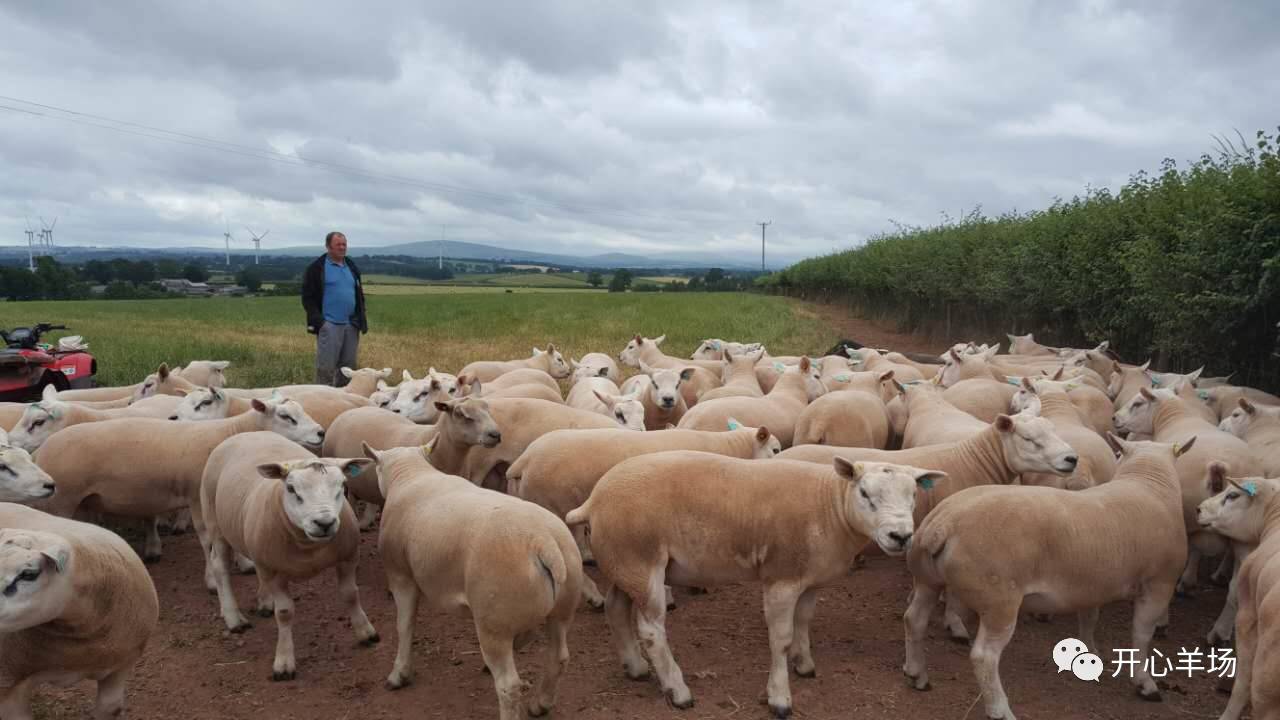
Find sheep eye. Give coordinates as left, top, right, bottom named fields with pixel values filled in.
left=278, top=413, right=297, bottom=425
left=1225, top=492, right=1240, bottom=502
left=615, top=411, right=625, bottom=421
left=31, top=419, right=45, bottom=429
left=286, top=484, right=298, bottom=496
left=415, top=392, right=428, bottom=401
left=18, top=568, right=39, bottom=582
left=0, top=465, right=10, bottom=476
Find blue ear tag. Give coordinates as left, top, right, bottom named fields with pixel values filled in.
left=919, top=477, right=936, bottom=490
left=1243, top=481, right=1259, bottom=497
left=773, top=362, right=786, bottom=373
left=1197, top=390, right=1210, bottom=400
left=1150, top=374, right=1163, bottom=387
left=345, top=464, right=364, bottom=478
left=1006, top=377, right=1022, bottom=387
left=712, top=341, right=721, bottom=350
left=833, top=374, right=850, bottom=382
left=727, top=420, right=741, bottom=430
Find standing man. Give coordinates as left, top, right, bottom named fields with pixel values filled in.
left=302, top=231, right=367, bottom=386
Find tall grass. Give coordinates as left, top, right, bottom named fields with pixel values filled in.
left=765, top=129, right=1280, bottom=390
left=0, top=293, right=836, bottom=388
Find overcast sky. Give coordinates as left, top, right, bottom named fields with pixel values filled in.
left=1, top=1, right=1277, bottom=266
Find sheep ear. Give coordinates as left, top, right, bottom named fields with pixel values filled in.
left=1240, top=398, right=1257, bottom=414
left=376, top=380, right=389, bottom=391
left=1104, top=432, right=1126, bottom=457
left=915, top=470, right=947, bottom=490
left=1186, top=367, right=1204, bottom=385
left=1139, top=360, right=1151, bottom=372
left=653, top=335, right=666, bottom=346
left=250, top=398, right=269, bottom=413
left=593, top=390, right=616, bottom=408
left=257, top=463, right=289, bottom=480
left=402, top=370, right=414, bottom=382
left=173, top=388, right=189, bottom=398
left=41, top=546, right=69, bottom=574
left=41, top=384, right=58, bottom=402
left=679, top=368, right=696, bottom=382
left=340, top=458, right=373, bottom=478
left=1021, top=377, right=1035, bottom=392
left=1094, top=341, right=1109, bottom=353
left=546, top=343, right=558, bottom=354
left=596, top=366, right=609, bottom=377
left=469, top=379, right=483, bottom=396
left=213, top=361, right=231, bottom=370
left=360, top=441, right=381, bottom=462
left=1052, top=366, right=1065, bottom=381
left=157, top=362, right=170, bottom=380
left=434, top=400, right=453, bottom=413
left=531, top=347, right=542, bottom=356
left=340, top=367, right=355, bottom=378
left=949, top=348, right=962, bottom=362
left=994, top=414, right=1014, bottom=433
left=1208, top=462, right=1228, bottom=494
left=380, top=368, right=392, bottom=377
left=832, top=457, right=862, bottom=481
left=755, top=426, right=770, bottom=443
left=1139, top=387, right=1157, bottom=400
left=800, top=356, right=812, bottom=372
left=1173, top=436, right=1196, bottom=458
left=878, top=370, right=894, bottom=382
left=570, top=358, right=580, bottom=368
left=892, top=379, right=906, bottom=397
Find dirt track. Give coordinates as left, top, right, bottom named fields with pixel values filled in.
left=32, top=307, right=1239, bottom=720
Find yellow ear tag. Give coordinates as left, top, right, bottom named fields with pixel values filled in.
left=1171, top=443, right=1181, bottom=455
left=420, top=443, right=432, bottom=455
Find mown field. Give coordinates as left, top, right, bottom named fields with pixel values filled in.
left=0, top=293, right=836, bottom=387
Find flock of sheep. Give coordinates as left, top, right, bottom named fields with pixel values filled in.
left=0, top=331, right=1277, bottom=720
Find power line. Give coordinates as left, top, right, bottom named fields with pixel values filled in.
left=0, top=94, right=675, bottom=226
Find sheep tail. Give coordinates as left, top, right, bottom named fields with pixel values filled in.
left=564, top=501, right=591, bottom=526
left=533, top=536, right=569, bottom=603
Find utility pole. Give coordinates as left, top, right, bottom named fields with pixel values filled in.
left=757, top=221, right=772, bottom=271
left=24, top=218, right=35, bottom=272
left=439, top=224, right=447, bottom=270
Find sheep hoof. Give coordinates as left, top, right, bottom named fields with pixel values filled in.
left=527, top=701, right=552, bottom=718
left=255, top=607, right=274, bottom=619
left=1210, top=572, right=1231, bottom=588
left=769, top=703, right=792, bottom=719
left=582, top=558, right=597, bottom=567
left=229, top=621, right=252, bottom=634
left=1216, top=675, right=1234, bottom=695
left=386, top=674, right=411, bottom=691
left=360, top=633, right=381, bottom=647
left=794, top=665, right=816, bottom=679
left=664, top=689, right=694, bottom=710
left=624, top=666, right=650, bottom=681
left=947, top=634, right=971, bottom=646
left=271, top=670, right=297, bottom=682
left=1136, top=686, right=1162, bottom=703
left=169, top=526, right=187, bottom=536
left=687, top=587, right=708, bottom=595
left=904, top=674, right=931, bottom=692
left=143, top=554, right=161, bottom=565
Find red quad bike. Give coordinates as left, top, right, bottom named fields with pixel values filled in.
left=0, top=323, right=97, bottom=402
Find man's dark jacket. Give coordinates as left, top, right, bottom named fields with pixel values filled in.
left=301, top=255, right=368, bottom=335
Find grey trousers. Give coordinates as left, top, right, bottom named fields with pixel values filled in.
left=315, top=321, right=360, bottom=387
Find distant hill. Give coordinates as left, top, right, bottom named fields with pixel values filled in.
left=0, top=239, right=765, bottom=270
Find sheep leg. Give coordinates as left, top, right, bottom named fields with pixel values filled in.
left=142, top=518, right=163, bottom=563
left=581, top=574, right=605, bottom=610
left=1219, top=582, right=1255, bottom=720
left=528, top=617, right=571, bottom=718
left=356, top=501, right=379, bottom=532
left=604, top=584, right=649, bottom=680
left=264, top=571, right=298, bottom=681
left=789, top=587, right=819, bottom=678
left=210, top=538, right=251, bottom=632
left=336, top=559, right=379, bottom=646
left=1209, top=543, right=1251, bottom=647
left=572, top=523, right=594, bottom=564
left=1076, top=607, right=1100, bottom=652
left=234, top=553, right=256, bottom=574
left=169, top=508, right=191, bottom=535
left=944, top=594, right=974, bottom=643
left=192, top=511, right=217, bottom=593
left=1210, top=547, right=1235, bottom=587
left=970, top=606, right=1018, bottom=720
left=476, top=629, right=525, bottom=720
left=1177, top=545, right=1202, bottom=596
left=903, top=581, right=939, bottom=691
left=1130, top=585, right=1172, bottom=700
left=634, top=573, right=692, bottom=708
left=763, top=583, right=803, bottom=718
left=254, top=574, right=275, bottom=617
left=93, top=667, right=130, bottom=720
left=386, top=573, right=420, bottom=690
left=0, top=679, right=34, bottom=720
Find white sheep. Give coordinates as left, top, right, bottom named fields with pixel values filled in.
left=1218, top=398, right=1280, bottom=477
left=619, top=364, right=695, bottom=430
left=5, top=385, right=184, bottom=452
left=173, top=359, right=231, bottom=388
left=565, top=452, right=941, bottom=716
left=34, top=397, right=325, bottom=563
left=0, top=430, right=55, bottom=503
left=570, top=352, right=622, bottom=384
left=677, top=357, right=826, bottom=447
left=903, top=436, right=1193, bottom=718
left=565, top=376, right=645, bottom=431
left=365, top=442, right=582, bottom=720
left=201, top=432, right=378, bottom=681
left=617, top=334, right=723, bottom=405
left=698, top=347, right=766, bottom=402
left=460, top=345, right=572, bottom=383
left=1196, top=475, right=1280, bottom=720
left=0, top=503, right=159, bottom=720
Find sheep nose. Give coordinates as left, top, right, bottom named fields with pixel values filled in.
left=1064, top=454, right=1079, bottom=468
left=487, top=431, right=502, bottom=443
left=316, top=429, right=326, bottom=440
left=889, top=531, right=912, bottom=548
left=41, top=483, right=55, bottom=495
left=391, top=407, right=401, bottom=414
left=660, top=397, right=675, bottom=407
left=313, top=517, right=336, bottom=534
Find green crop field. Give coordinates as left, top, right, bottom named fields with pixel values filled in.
left=0, top=293, right=837, bottom=388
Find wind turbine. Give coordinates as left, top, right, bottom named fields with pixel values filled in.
left=24, top=218, right=35, bottom=272
left=39, top=216, right=57, bottom=252
left=222, top=220, right=234, bottom=266
left=245, top=226, right=269, bottom=265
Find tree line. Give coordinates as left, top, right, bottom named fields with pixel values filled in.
left=762, top=128, right=1280, bottom=390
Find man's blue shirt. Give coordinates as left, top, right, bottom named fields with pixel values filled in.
left=322, top=258, right=357, bottom=325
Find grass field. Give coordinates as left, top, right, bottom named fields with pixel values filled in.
left=0, top=293, right=836, bottom=388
